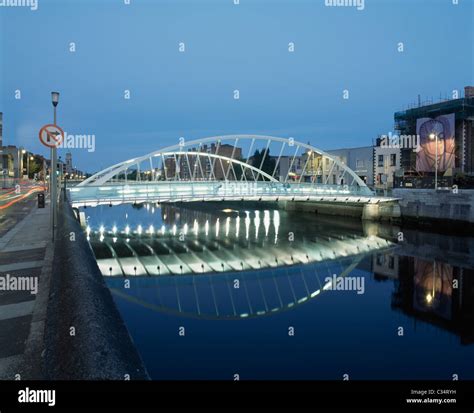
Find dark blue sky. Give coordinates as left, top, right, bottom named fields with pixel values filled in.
left=1, top=0, right=473, bottom=172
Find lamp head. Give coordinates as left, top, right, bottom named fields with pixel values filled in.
left=51, top=91, right=60, bottom=107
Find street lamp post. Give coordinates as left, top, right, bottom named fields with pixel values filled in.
left=26, top=153, right=33, bottom=179
left=51, top=91, right=60, bottom=241
left=429, top=133, right=438, bottom=190
left=29, top=156, right=34, bottom=179
left=17, top=148, right=25, bottom=181
left=21, top=149, right=26, bottom=179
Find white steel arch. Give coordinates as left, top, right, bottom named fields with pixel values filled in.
left=79, top=135, right=369, bottom=190
left=85, top=151, right=279, bottom=186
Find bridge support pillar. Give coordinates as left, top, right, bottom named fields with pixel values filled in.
left=362, top=202, right=401, bottom=223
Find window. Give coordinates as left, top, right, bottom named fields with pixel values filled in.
left=390, top=154, right=397, bottom=167
left=378, top=155, right=384, bottom=167
left=356, top=159, right=364, bottom=168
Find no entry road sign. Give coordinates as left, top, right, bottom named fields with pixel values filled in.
left=39, top=124, right=64, bottom=148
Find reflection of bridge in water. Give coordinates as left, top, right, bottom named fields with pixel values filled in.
left=89, top=208, right=393, bottom=277
left=106, top=258, right=369, bottom=320
left=70, top=135, right=397, bottom=209
left=86, top=203, right=474, bottom=342
left=86, top=205, right=394, bottom=319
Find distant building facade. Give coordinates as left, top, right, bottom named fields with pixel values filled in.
left=373, top=137, right=401, bottom=190
left=65, top=152, right=73, bottom=175
left=326, top=146, right=374, bottom=186
left=266, top=146, right=373, bottom=186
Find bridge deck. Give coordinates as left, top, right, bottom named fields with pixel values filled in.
left=68, top=181, right=395, bottom=207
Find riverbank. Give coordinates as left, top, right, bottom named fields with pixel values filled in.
left=281, top=198, right=401, bottom=223
left=392, top=188, right=474, bottom=230
left=43, top=195, right=149, bottom=380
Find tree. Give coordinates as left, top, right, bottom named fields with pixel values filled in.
left=251, top=149, right=276, bottom=180
left=28, top=158, right=42, bottom=178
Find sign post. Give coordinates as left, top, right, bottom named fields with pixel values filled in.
left=39, top=123, right=64, bottom=241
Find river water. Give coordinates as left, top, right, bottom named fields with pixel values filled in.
left=81, top=202, right=474, bottom=380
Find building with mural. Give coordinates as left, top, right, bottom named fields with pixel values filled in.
left=394, top=86, right=474, bottom=187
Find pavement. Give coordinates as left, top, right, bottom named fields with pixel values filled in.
left=0, top=186, right=53, bottom=380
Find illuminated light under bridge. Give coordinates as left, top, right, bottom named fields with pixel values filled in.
left=88, top=216, right=394, bottom=277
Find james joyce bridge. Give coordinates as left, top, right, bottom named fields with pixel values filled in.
left=70, top=135, right=398, bottom=216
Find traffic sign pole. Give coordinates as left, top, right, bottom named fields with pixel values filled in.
left=52, top=107, right=58, bottom=242
left=38, top=122, right=63, bottom=242
left=51, top=147, right=57, bottom=241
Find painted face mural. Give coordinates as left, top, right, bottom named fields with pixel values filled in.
left=416, top=114, right=456, bottom=172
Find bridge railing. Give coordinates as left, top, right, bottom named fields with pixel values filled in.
left=69, top=180, right=373, bottom=206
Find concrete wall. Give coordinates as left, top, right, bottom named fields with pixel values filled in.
left=282, top=200, right=363, bottom=218
left=393, top=188, right=474, bottom=224
left=44, top=196, right=149, bottom=379
left=281, top=200, right=401, bottom=223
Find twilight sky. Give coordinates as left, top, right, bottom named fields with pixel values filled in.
left=0, top=0, right=473, bottom=173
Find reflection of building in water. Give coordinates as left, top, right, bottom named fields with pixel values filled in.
left=373, top=252, right=399, bottom=280
left=392, top=256, right=474, bottom=345
left=413, top=259, right=453, bottom=318
left=161, top=204, right=216, bottom=228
